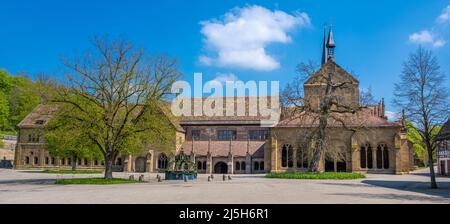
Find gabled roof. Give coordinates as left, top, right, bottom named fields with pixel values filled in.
left=17, top=104, right=59, bottom=129
left=437, top=119, right=450, bottom=141
left=181, top=140, right=265, bottom=158
left=304, top=60, right=359, bottom=86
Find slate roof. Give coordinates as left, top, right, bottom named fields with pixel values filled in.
left=437, top=119, right=450, bottom=141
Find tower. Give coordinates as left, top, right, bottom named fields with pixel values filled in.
left=326, top=24, right=336, bottom=60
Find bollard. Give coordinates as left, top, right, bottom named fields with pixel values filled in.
left=157, top=175, right=162, bottom=182
left=208, top=176, right=211, bottom=182
left=223, top=174, right=226, bottom=181
left=228, top=175, right=232, bottom=180
left=211, top=174, right=214, bottom=180
left=139, top=175, right=144, bottom=182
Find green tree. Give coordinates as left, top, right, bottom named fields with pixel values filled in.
left=45, top=105, right=102, bottom=171
left=52, top=37, right=181, bottom=179
left=7, top=75, right=40, bottom=128
left=406, top=122, right=440, bottom=167
left=0, top=91, right=9, bottom=130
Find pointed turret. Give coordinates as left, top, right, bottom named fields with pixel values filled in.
left=327, top=24, right=336, bottom=60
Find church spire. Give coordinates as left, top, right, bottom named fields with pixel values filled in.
left=326, top=23, right=336, bottom=60
left=321, top=24, right=328, bottom=65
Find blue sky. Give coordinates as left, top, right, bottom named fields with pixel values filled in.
left=1, top=0, right=449, bottom=116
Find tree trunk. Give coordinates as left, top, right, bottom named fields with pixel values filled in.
left=104, top=151, right=114, bottom=179
left=427, top=145, right=437, bottom=189
left=71, top=155, right=77, bottom=171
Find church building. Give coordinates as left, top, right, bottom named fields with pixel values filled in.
left=14, top=26, right=414, bottom=175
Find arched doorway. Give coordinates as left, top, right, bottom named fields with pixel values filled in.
left=214, top=162, right=228, bottom=174
left=135, top=157, right=146, bottom=173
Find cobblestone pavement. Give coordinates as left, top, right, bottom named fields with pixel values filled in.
left=0, top=169, right=449, bottom=204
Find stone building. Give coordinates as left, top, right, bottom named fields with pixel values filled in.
left=14, top=25, right=414, bottom=174
left=437, top=119, right=450, bottom=175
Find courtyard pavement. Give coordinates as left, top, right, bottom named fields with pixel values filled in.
left=0, top=168, right=449, bottom=204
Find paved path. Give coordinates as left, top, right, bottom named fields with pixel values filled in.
left=0, top=169, right=449, bottom=204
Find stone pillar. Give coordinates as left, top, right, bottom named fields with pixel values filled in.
left=123, top=155, right=132, bottom=172
left=227, top=152, right=234, bottom=174
left=270, top=136, right=278, bottom=172
left=146, top=153, right=153, bottom=173
left=206, top=152, right=212, bottom=175
left=293, top=148, right=298, bottom=171
left=39, top=146, right=45, bottom=167
left=14, top=144, right=22, bottom=169
left=246, top=153, right=252, bottom=174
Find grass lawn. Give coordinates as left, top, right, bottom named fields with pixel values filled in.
left=55, top=178, right=144, bottom=185
left=266, top=172, right=366, bottom=180
left=45, top=170, right=103, bottom=174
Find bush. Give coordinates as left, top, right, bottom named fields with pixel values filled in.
left=266, top=172, right=366, bottom=180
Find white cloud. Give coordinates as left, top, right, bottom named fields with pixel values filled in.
left=200, top=5, right=310, bottom=71
left=437, top=5, right=450, bottom=23
left=213, top=72, right=240, bottom=84
left=408, top=30, right=446, bottom=48
left=385, top=111, right=400, bottom=122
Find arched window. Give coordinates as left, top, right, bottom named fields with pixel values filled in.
left=197, top=161, right=202, bottom=170
left=45, top=157, right=49, bottom=165
left=158, top=154, right=168, bottom=169
left=376, top=145, right=383, bottom=169
left=51, top=157, right=55, bottom=165
left=281, top=144, right=294, bottom=168
left=84, top=159, right=88, bottom=166
left=360, top=144, right=373, bottom=169
left=297, top=148, right=308, bottom=168
left=383, top=146, right=389, bottom=169
left=61, top=158, right=66, bottom=165
left=241, top=162, right=246, bottom=171
left=78, top=159, right=82, bottom=165
left=260, top=161, right=264, bottom=171
left=203, top=161, right=207, bottom=171
left=367, top=145, right=373, bottom=169
left=94, top=160, right=98, bottom=166
left=254, top=161, right=260, bottom=170
left=25, top=156, right=30, bottom=165
left=235, top=162, right=241, bottom=171
left=33, top=157, right=39, bottom=165
left=360, top=146, right=367, bottom=168
left=282, top=145, right=288, bottom=167
left=68, top=158, right=72, bottom=166
left=116, top=158, right=122, bottom=166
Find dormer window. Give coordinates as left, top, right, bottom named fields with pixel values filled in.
left=35, top=120, right=45, bottom=125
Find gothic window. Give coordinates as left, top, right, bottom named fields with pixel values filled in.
left=236, top=162, right=241, bottom=171
left=68, top=158, right=72, bottom=166
left=376, top=145, right=383, bottom=169
left=282, top=145, right=288, bottom=167
left=94, top=160, right=98, bottom=166
left=78, top=159, right=82, bottom=165
left=367, top=145, right=373, bottom=169
left=260, top=161, right=264, bottom=171
left=241, top=161, right=246, bottom=171
left=61, top=158, right=66, bottom=165
left=297, top=148, right=308, bottom=169
left=34, top=157, right=39, bottom=165
left=158, top=153, right=168, bottom=169
left=254, top=161, right=260, bottom=171
left=51, top=157, right=55, bottom=165
left=197, top=161, right=202, bottom=170
left=192, top=130, right=201, bottom=141
left=288, top=146, right=294, bottom=168
left=383, top=145, right=390, bottom=169
left=25, top=156, right=30, bottom=165
left=84, top=159, right=88, bottom=165
left=360, top=144, right=373, bottom=169
left=203, top=161, right=207, bottom=170
left=45, top=157, right=49, bottom=165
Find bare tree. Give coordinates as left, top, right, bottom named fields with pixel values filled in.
left=282, top=60, right=360, bottom=172
left=53, top=37, right=181, bottom=179
left=393, top=46, right=449, bottom=189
